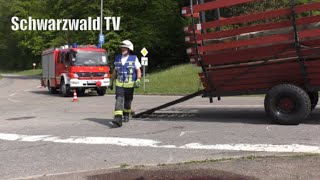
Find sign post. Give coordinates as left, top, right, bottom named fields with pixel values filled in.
left=99, top=0, right=104, bottom=48
left=140, top=47, right=149, bottom=92
left=33, top=63, right=36, bottom=73
left=98, top=34, right=105, bottom=48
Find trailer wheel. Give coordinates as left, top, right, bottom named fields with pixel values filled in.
left=47, top=81, right=57, bottom=94
left=264, top=84, right=311, bottom=125
left=308, top=91, right=319, bottom=110
left=60, top=79, right=71, bottom=97
left=97, top=87, right=106, bottom=96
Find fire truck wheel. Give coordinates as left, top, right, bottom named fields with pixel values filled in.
left=97, top=87, right=106, bottom=96
left=264, top=84, right=311, bottom=125
left=308, top=91, right=319, bottom=110
left=47, top=81, right=57, bottom=94
left=60, top=79, right=71, bottom=97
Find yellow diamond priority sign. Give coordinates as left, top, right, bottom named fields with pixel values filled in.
left=141, top=47, right=148, bottom=57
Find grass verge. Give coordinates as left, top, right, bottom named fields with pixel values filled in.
left=0, top=69, right=42, bottom=76
left=108, top=64, right=203, bottom=95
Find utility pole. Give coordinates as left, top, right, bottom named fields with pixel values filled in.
left=100, top=0, right=103, bottom=35
left=97, top=0, right=105, bottom=48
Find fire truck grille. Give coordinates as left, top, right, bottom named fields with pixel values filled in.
left=77, top=72, right=105, bottom=77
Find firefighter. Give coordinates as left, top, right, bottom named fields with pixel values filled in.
left=110, top=40, right=142, bottom=127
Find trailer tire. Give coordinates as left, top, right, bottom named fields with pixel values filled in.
left=60, top=79, right=71, bottom=97
left=264, top=84, right=311, bottom=125
left=47, top=81, right=57, bottom=94
left=308, top=91, right=319, bottom=110
left=97, top=87, right=106, bottom=96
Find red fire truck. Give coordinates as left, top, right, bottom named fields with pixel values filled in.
left=41, top=44, right=110, bottom=96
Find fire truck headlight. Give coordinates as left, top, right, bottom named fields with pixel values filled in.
left=69, top=73, right=79, bottom=78
left=104, top=73, right=108, bottom=78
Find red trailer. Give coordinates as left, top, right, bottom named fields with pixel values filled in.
left=180, top=0, right=320, bottom=125
left=133, top=0, right=320, bottom=125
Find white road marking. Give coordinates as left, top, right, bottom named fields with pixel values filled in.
left=180, top=131, right=205, bottom=137
left=0, top=133, right=319, bottom=154
left=0, top=133, right=160, bottom=147
left=179, top=143, right=320, bottom=153
left=7, top=98, right=19, bottom=103
left=8, top=92, right=20, bottom=102
left=266, top=126, right=272, bottom=132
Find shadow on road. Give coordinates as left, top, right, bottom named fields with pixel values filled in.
left=6, top=116, right=36, bottom=121
left=29, top=90, right=61, bottom=97
left=134, top=107, right=320, bottom=125
left=29, top=90, right=100, bottom=98
left=87, top=168, right=257, bottom=180
left=84, top=118, right=119, bottom=128
left=23, top=154, right=320, bottom=180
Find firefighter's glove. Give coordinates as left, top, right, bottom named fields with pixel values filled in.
left=134, top=79, right=141, bottom=88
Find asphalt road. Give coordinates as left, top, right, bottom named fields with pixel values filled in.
left=0, top=74, right=319, bottom=179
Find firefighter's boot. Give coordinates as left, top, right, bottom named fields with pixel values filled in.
left=123, top=112, right=130, bottom=123
left=112, top=115, right=122, bottom=127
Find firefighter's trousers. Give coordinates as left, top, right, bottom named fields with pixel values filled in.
left=114, top=86, right=134, bottom=116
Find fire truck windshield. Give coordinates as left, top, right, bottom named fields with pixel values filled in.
left=72, top=51, right=108, bottom=66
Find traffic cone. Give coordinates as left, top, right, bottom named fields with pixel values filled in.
left=72, top=89, right=78, bottom=102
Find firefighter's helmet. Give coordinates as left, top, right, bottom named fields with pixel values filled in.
left=120, top=40, right=134, bottom=51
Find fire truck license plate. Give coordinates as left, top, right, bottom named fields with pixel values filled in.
left=87, top=80, right=96, bottom=84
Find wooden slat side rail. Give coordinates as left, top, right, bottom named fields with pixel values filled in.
left=200, top=60, right=320, bottom=92
left=197, top=28, right=320, bottom=53
left=184, top=0, right=320, bottom=95
left=202, top=46, right=320, bottom=66
left=202, top=44, right=291, bottom=65
left=182, top=0, right=260, bottom=15
left=200, top=2, right=320, bottom=31
left=201, top=38, right=320, bottom=65
left=194, top=15, right=320, bottom=41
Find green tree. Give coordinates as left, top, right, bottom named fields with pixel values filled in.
left=0, top=0, right=187, bottom=70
